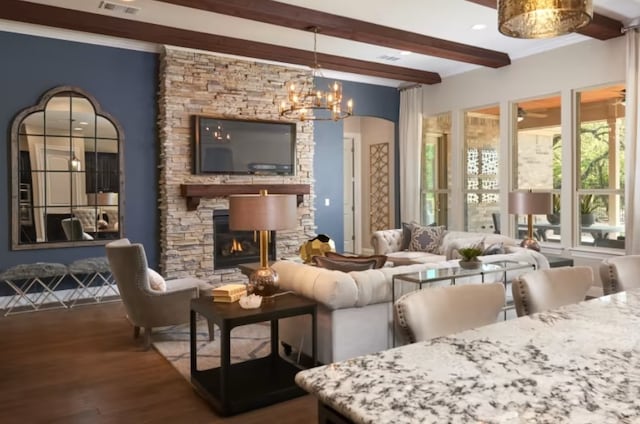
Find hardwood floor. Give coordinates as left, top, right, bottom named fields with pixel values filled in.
left=0, top=302, right=316, bottom=423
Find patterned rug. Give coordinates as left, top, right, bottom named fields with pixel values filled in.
left=152, top=319, right=271, bottom=380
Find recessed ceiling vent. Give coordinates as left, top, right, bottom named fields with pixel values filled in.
left=377, top=54, right=401, bottom=62
left=98, top=1, right=140, bottom=15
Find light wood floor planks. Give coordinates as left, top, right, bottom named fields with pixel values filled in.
left=0, top=302, right=316, bottom=423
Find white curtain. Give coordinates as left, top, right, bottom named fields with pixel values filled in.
left=399, top=86, right=423, bottom=224
left=626, top=29, right=640, bottom=254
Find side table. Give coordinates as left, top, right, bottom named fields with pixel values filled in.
left=544, top=255, right=574, bottom=268
left=190, top=293, right=317, bottom=416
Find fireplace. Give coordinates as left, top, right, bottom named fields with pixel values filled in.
left=213, top=209, right=276, bottom=269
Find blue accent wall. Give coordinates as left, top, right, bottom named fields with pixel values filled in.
left=0, top=31, right=158, bottom=271
left=313, top=78, right=400, bottom=252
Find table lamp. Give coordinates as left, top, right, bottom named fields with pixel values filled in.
left=508, top=190, right=552, bottom=251
left=229, top=189, right=297, bottom=298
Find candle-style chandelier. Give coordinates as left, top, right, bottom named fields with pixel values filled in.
left=279, top=27, right=354, bottom=122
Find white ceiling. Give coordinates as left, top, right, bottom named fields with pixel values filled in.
left=13, top=0, right=640, bottom=87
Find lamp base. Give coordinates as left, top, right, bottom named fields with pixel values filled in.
left=249, top=266, right=279, bottom=299
left=520, top=238, right=541, bottom=252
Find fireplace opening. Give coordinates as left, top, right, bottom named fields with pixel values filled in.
left=213, top=209, right=276, bottom=269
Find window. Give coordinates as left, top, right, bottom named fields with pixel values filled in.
left=576, top=84, right=626, bottom=249
left=421, top=113, right=450, bottom=227
left=512, top=94, right=561, bottom=244
left=464, top=106, right=499, bottom=233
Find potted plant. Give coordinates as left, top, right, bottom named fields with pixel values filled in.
left=457, top=246, right=483, bottom=269
left=580, top=194, right=596, bottom=227
left=547, top=194, right=561, bottom=225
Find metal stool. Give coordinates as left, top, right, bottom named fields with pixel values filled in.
left=66, top=257, right=117, bottom=307
left=1, top=262, right=68, bottom=316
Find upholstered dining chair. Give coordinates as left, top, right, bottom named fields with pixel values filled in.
left=106, top=238, right=215, bottom=349
left=511, top=266, right=593, bottom=317
left=61, top=217, right=94, bottom=241
left=395, top=283, right=505, bottom=344
left=599, top=255, right=640, bottom=295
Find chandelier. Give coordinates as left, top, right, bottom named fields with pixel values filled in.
left=279, top=27, right=353, bottom=121
left=498, top=0, right=593, bottom=39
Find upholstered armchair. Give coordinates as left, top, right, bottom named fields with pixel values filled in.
left=599, top=255, right=640, bottom=295
left=61, top=217, right=94, bottom=241
left=106, top=238, right=215, bottom=349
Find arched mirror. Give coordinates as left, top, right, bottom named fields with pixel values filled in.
left=11, top=86, right=124, bottom=249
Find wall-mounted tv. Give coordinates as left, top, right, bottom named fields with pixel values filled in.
left=193, top=115, right=296, bottom=175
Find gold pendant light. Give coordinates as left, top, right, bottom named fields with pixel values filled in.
left=498, top=0, right=593, bottom=39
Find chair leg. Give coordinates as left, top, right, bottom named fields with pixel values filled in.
left=143, top=327, right=152, bottom=350
left=133, top=326, right=141, bottom=339
left=207, top=320, right=215, bottom=341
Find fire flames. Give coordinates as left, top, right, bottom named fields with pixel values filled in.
left=230, top=238, right=243, bottom=253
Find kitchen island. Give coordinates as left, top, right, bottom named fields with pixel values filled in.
left=296, top=289, right=640, bottom=423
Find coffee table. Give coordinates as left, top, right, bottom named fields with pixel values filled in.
left=190, top=293, right=317, bottom=416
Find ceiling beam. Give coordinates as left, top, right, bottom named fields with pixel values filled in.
left=157, top=0, right=511, bottom=68
left=466, top=0, right=623, bottom=40
left=0, top=0, right=440, bottom=84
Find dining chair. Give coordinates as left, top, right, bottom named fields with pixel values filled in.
left=599, top=255, right=640, bottom=295
left=106, top=238, right=216, bottom=349
left=395, top=282, right=505, bottom=344
left=511, top=266, right=593, bottom=317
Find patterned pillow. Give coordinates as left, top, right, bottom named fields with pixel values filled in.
left=325, top=251, right=388, bottom=269
left=313, top=256, right=378, bottom=272
left=408, top=225, right=446, bottom=253
left=483, top=242, right=505, bottom=256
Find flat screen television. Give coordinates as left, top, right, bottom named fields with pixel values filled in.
left=193, top=115, right=296, bottom=175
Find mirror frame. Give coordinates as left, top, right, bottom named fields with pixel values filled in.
left=10, top=86, right=125, bottom=250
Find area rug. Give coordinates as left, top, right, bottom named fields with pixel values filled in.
left=152, top=319, right=271, bottom=381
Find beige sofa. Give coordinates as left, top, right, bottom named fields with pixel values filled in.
left=274, top=233, right=549, bottom=364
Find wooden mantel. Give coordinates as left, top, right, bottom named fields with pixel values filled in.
left=180, top=183, right=311, bottom=211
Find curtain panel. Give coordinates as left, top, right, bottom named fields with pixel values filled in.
left=399, top=87, right=423, bottom=224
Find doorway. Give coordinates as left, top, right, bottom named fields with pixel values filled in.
left=343, top=134, right=361, bottom=253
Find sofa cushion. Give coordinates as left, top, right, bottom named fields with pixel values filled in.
left=401, top=222, right=414, bottom=250
left=313, top=255, right=378, bottom=272
left=386, top=251, right=447, bottom=266
left=409, top=224, right=446, bottom=253
left=325, top=251, right=388, bottom=269
left=483, top=242, right=505, bottom=256
left=272, top=261, right=359, bottom=309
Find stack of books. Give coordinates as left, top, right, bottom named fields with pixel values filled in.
left=212, top=283, right=247, bottom=303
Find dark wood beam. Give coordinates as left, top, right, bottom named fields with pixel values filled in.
left=0, top=0, right=440, bottom=85
left=157, top=0, right=511, bottom=68
left=466, top=0, right=623, bottom=40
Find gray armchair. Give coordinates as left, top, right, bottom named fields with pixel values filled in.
left=61, top=217, right=94, bottom=241
left=106, top=238, right=215, bottom=349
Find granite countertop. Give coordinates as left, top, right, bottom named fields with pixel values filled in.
left=296, top=290, right=640, bottom=423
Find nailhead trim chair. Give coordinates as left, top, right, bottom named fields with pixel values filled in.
left=599, top=255, right=640, bottom=295
left=512, top=266, right=593, bottom=317
left=395, top=283, right=505, bottom=344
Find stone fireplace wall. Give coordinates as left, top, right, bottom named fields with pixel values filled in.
left=157, top=47, right=315, bottom=282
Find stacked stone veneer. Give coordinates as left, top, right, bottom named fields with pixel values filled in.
left=158, top=47, right=315, bottom=282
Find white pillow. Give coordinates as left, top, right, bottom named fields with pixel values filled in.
left=148, top=268, right=166, bottom=292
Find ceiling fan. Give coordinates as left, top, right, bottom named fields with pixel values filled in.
left=517, top=107, right=548, bottom=121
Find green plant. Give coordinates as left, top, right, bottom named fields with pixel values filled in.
left=458, top=247, right=483, bottom=262
left=552, top=194, right=561, bottom=214
left=580, top=194, right=597, bottom=214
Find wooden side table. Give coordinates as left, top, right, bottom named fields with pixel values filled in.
left=190, top=293, right=317, bottom=416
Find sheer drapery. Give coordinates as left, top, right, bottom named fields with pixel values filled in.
left=625, top=29, right=640, bottom=254
left=399, top=87, right=422, bottom=224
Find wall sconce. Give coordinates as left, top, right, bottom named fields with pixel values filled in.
left=69, top=154, right=81, bottom=172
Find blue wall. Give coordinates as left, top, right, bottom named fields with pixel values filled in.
left=313, top=78, right=400, bottom=252
left=0, top=31, right=158, bottom=270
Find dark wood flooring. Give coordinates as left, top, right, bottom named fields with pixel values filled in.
left=0, top=302, right=316, bottom=423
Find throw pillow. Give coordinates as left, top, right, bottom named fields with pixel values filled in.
left=313, top=255, right=378, bottom=272
left=408, top=224, right=446, bottom=253
left=483, top=242, right=505, bottom=256
left=325, top=251, right=388, bottom=269
left=401, top=222, right=414, bottom=251
left=148, top=268, right=167, bottom=292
